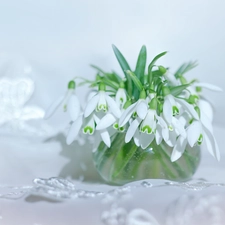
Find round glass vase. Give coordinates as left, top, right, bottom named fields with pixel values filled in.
left=93, top=132, right=201, bottom=185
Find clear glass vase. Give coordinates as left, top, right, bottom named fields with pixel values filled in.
left=93, top=133, right=201, bottom=185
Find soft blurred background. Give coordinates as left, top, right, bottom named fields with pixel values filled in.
left=0, top=1, right=225, bottom=224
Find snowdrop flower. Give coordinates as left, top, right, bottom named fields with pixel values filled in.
left=115, top=87, right=127, bottom=108
left=125, top=98, right=158, bottom=149
left=119, top=90, right=148, bottom=127
left=186, top=107, right=220, bottom=160
left=163, top=87, right=199, bottom=123
left=84, top=83, right=121, bottom=119
left=66, top=113, right=111, bottom=147
left=171, top=106, right=220, bottom=162
left=44, top=80, right=80, bottom=121
left=96, top=87, right=126, bottom=132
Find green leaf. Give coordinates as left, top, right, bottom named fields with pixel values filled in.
left=126, top=70, right=143, bottom=91
left=101, top=77, right=120, bottom=90
left=133, top=46, right=147, bottom=99
left=112, top=45, right=131, bottom=74
left=135, top=45, right=147, bottom=84
left=112, top=45, right=132, bottom=95
left=148, top=51, right=167, bottom=84
left=91, top=65, right=122, bottom=84
left=170, top=83, right=191, bottom=96
left=90, top=64, right=106, bottom=74
left=104, top=73, right=121, bottom=84
left=174, top=61, right=198, bottom=79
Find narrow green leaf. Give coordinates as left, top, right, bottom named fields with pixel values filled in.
left=90, top=64, right=105, bottom=74
left=148, top=52, right=167, bottom=70
left=170, top=83, right=191, bottom=96
left=112, top=45, right=132, bottom=95
left=148, top=51, right=167, bottom=84
left=135, top=45, right=147, bottom=83
left=104, top=73, right=121, bottom=84
left=133, top=45, right=147, bottom=99
left=112, top=45, right=131, bottom=74
left=126, top=70, right=143, bottom=91
left=174, top=61, right=198, bottom=79
left=101, top=77, right=120, bottom=90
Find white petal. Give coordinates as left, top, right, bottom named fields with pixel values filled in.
left=167, top=94, right=176, bottom=106
left=68, top=94, right=80, bottom=121
left=84, top=94, right=99, bottom=117
left=96, top=113, right=116, bottom=130
left=44, top=95, right=64, bottom=119
left=100, top=129, right=111, bottom=147
left=98, top=91, right=107, bottom=110
left=87, top=90, right=97, bottom=102
left=136, top=100, right=148, bottom=119
left=176, top=98, right=199, bottom=120
left=66, top=116, right=83, bottom=145
left=155, top=125, right=163, bottom=145
left=199, top=99, right=213, bottom=123
left=156, top=116, right=169, bottom=141
left=133, top=129, right=140, bottom=147
left=163, top=98, right=172, bottom=123
left=116, top=88, right=127, bottom=106
left=119, top=103, right=136, bottom=127
left=162, top=127, right=169, bottom=141
left=166, top=131, right=177, bottom=147
left=141, top=110, right=156, bottom=131
left=171, top=136, right=187, bottom=162
left=140, top=133, right=154, bottom=149
left=187, top=121, right=202, bottom=147
left=203, top=129, right=220, bottom=161
left=105, top=95, right=121, bottom=118
left=178, top=112, right=190, bottom=127
left=125, top=119, right=140, bottom=143
left=83, top=115, right=95, bottom=134
left=156, top=115, right=167, bottom=128
left=201, top=111, right=213, bottom=132
left=195, top=82, right=223, bottom=92
left=172, top=117, right=186, bottom=138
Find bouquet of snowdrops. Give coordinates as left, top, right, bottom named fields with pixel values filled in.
left=45, top=45, right=221, bottom=184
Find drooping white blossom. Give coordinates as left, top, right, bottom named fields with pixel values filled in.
left=84, top=90, right=121, bottom=118
left=44, top=80, right=80, bottom=121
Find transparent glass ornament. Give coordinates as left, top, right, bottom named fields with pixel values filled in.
left=93, top=133, right=201, bottom=185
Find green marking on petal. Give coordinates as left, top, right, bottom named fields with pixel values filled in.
left=141, top=125, right=152, bottom=134
left=197, top=134, right=203, bottom=145
left=119, top=127, right=125, bottom=132
left=168, top=125, right=173, bottom=131
left=172, top=106, right=179, bottom=116
left=97, top=104, right=108, bottom=112
left=83, top=126, right=94, bottom=135
left=113, top=123, right=119, bottom=129
left=63, top=104, right=67, bottom=112
left=189, top=118, right=194, bottom=124
left=132, top=111, right=137, bottom=118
